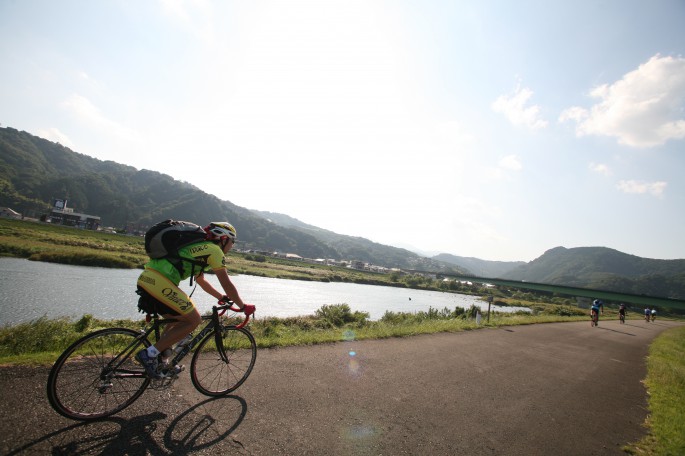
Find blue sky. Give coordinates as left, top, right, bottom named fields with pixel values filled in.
left=1, top=0, right=684, bottom=262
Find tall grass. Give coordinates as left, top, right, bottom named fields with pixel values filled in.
left=0, top=304, right=591, bottom=364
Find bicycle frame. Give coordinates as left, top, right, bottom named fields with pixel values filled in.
left=106, top=302, right=250, bottom=380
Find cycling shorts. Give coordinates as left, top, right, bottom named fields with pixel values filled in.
left=136, top=267, right=196, bottom=316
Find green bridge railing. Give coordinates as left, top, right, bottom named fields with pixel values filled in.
left=445, top=275, right=685, bottom=311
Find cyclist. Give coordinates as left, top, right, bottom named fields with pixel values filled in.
left=644, top=307, right=651, bottom=322
left=135, top=221, right=255, bottom=378
left=651, top=308, right=657, bottom=322
left=618, top=303, right=626, bottom=323
left=590, top=299, right=603, bottom=326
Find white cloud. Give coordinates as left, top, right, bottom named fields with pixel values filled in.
left=61, top=94, right=137, bottom=141
left=492, top=85, right=548, bottom=130
left=499, top=154, right=523, bottom=171
left=158, top=0, right=215, bottom=43
left=616, top=180, right=667, bottom=197
left=37, top=127, right=76, bottom=150
left=589, top=162, right=612, bottom=176
left=559, top=54, right=685, bottom=148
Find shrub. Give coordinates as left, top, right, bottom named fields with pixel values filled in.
left=315, top=304, right=369, bottom=327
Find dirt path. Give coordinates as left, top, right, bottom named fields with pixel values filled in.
left=1, top=319, right=681, bottom=455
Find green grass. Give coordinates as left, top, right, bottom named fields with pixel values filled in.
left=625, top=326, right=685, bottom=456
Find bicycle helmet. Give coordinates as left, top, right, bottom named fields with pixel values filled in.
left=204, top=222, right=237, bottom=242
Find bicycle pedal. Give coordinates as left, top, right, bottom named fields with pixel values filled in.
left=158, top=364, right=184, bottom=378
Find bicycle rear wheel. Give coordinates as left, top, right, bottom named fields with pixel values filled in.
left=47, top=327, right=150, bottom=420
left=190, top=326, right=257, bottom=396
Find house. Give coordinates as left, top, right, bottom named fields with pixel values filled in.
left=0, top=207, right=21, bottom=219
left=46, top=199, right=101, bottom=230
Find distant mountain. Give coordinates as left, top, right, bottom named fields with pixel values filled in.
left=0, top=127, right=464, bottom=273
left=432, top=253, right=525, bottom=278
left=502, top=246, right=685, bottom=299
left=251, top=210, right=468, bottom=273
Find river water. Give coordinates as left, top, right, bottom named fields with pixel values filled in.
left=0, top=258, right=523, bottom=325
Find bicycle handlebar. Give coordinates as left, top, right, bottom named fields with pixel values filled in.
left=216, top=299, right=252, bottom=329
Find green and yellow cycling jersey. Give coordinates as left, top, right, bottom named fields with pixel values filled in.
left=145, top=241, right=227, bottom=285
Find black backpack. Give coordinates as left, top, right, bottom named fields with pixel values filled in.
left=144, top=219, right=208, bottom=283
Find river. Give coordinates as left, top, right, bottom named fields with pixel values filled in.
left=0, top=258, right=524, bottom=326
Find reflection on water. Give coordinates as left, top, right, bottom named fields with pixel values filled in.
left=0, top=258, right=525, bottom=325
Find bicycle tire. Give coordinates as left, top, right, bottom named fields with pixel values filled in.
left=47, top=327, right=151, bottom=421
left=190, top=326, right=257, bottom=396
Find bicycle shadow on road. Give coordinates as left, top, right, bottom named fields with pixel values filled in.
left=623, top=322, right=665, bottom=331
left=164, top=395, right=248, bottom=453
left=594, top=326, right=637, bottom=336
left=6, top=411, right=168, bottom=456
left=6, top=396, right=247, bottom=455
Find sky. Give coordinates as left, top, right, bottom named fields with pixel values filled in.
left=1, top=0, right=684, bottom=262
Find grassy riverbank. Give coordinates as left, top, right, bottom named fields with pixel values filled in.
left=0, top=217, right=584, bottom=306
left=0, top=218, right=464, bottom=289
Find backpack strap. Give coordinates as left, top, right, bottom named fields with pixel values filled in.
left=167, top=254, right=209, bottom=286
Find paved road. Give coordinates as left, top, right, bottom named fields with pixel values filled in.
left=1, top=319, right=681, bottom=455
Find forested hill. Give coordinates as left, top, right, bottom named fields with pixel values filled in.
left=502, top=246, right=685, bottom=300
left=0, top=127, right=465, bottom=273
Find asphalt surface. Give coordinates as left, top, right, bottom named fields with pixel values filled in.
left=1, top=318, right=681, bottom=455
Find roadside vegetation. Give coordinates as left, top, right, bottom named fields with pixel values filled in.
left=626, top=326, right=685, bottom=456
left=0, top=302, right=588, bottom=365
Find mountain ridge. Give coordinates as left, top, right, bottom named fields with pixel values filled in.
left=2, top=126, right=684, bottom=298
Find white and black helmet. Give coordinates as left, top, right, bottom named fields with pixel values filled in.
left=204, top=222, right=237, bottom=242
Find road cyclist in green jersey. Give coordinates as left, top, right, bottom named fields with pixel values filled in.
left=135, top=221, right=255, bottom=379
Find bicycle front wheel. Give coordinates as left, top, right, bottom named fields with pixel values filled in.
left=47, top=327, right=150, bottom=421
left=190, top=326, right=257, bottom=396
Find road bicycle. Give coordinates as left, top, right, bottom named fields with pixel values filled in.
left=619, top=312, right=625, bottom=324
left=590, top=310, right=599, bottom=327
left=47, top=300, right=256, bottom=421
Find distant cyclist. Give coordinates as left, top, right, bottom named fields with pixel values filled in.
left=644, top=307, right=651, bottom=322
left=590, top=299, right=603, bottom=326
left=618, top=303, right=626, bottom=323
left=651, top=308, right=657, bottom=322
